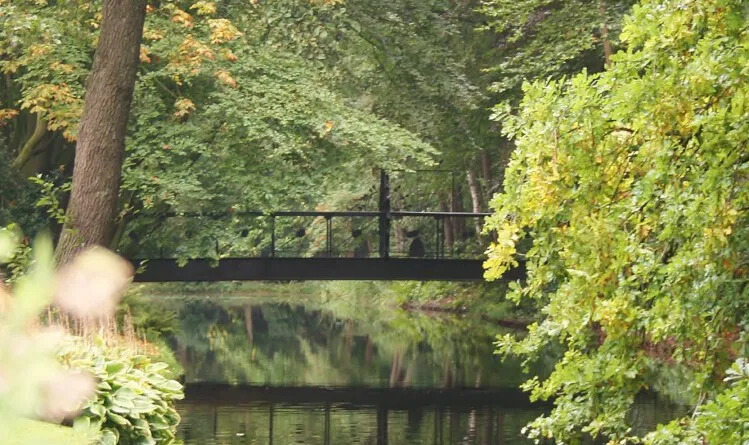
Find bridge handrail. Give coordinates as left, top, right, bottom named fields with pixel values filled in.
left=139, top=210, right=492, bottom=218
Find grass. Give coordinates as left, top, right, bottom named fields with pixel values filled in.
left=1, top=417, right=95, bottom=445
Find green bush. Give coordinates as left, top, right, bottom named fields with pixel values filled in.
left=58, top=337, right=184, bottom=445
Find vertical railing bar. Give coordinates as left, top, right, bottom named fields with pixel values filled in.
left=439, top=217, right=444, bottom=259
left=271, top=215, right=276, bottom=258
left=434, top=217, right=439, bottom=259
left=326, top=216, right=333, bottom=257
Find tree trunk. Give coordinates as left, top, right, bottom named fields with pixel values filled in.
left=244, top=305, right=254, bottom=344
left=12, top=112, right=47, bottom=170
left=440, top=199, right=454, bottom=251
left=389, top=350, right=403, bottom=387
left=599, top=0, right=613, bottom=68
left=55, top=0, right=147, bottom=264
left=364, top=335, right=373, bottom=368
left=452, top=184, right=465, bottom=242
left=395, top=226, right=408, bottom=257
left=480, top=149, right=493, bottom=196
left=466, top=169, right=483, bottom=234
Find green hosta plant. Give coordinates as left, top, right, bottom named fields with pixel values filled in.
left=59, top=337, right=184, bottom=445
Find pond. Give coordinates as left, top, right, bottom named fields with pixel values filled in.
left=152, top=291, right=681, bottom=444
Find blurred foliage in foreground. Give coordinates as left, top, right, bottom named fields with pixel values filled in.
left=0, top=230, right=184, bottom=444
left=484, top=0, right=749, bottom=443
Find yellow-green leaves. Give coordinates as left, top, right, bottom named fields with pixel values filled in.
left=485, top=0, right=749, bottom=442
left=483, top=221, right=520, bottom=281
left=190, top=1, right=217, bottom=16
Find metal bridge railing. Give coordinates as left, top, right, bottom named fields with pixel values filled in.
left=122, top=210, right=492, bottom=261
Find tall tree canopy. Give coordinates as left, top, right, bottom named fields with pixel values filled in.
left=484, top=0, right=748, bottom=442
left=479, top=0, right=635, bottom=108
left=0, top=0, right=446, bottom=254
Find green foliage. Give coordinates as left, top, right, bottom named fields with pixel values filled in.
left=0, top=141, right=46, bottom=230
left=479, top=0, right=635, bottom=107
left=646, top=358, right=749, bottom=444
left=1, top=0, right=508, bottom=259
left=0, top=225, right=33, bottom=283
left=484, top=0, right=749, bottom=442
left=29, top=174, right=71, bottom=225
left=0, top=0, right=439, bottom=206
left=59, top=337, right=184, bottom=445
left=118, top=292, right=181, bottom=341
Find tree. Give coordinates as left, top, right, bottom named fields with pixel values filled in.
left=1, top=0, right=443, bottom=260
left=53, top=0, right=147, bottom=263
left=484, top=0, right=748, bottom=442
left=478, top=0, right=635, bottom=109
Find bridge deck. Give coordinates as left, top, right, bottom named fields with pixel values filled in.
left=130, top=257, right=526, bottom=282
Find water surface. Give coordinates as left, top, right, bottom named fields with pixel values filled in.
left=158, top=294, right=679, bottom=444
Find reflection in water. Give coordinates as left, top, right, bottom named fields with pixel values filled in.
left=173, top=299, right=544, bottom=388
left=161, top=296, right=682, bottom=444
left=164, top=297, right=549, bottom=444
left=178, top=401, right=544, bottom=445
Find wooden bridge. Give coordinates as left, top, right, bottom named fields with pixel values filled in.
left=126, top=172, right=525, bottom=282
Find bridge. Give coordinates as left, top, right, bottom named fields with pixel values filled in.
left=126, top=172, right=525, bottom=282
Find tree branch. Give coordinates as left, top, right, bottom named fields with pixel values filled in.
left=12, top=112, right=48, bottom=170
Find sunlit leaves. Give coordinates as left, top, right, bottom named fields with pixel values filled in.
left=190, top=1, right=217, bottom=16
left=170, top=8, right=194, bottom=28
left=20, top=83, right=82, bottom=141
left=172, top=98, right=196, bottom=120
left=207, top=19, right=242, bottom=44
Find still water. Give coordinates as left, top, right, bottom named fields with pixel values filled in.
left=158, top=294, right=679, bottom=444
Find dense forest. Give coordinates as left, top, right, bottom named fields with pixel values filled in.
left=0, top=0, right=747, bottom=444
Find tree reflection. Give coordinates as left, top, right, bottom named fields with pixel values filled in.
left=168, top=298, right=539, bottom=388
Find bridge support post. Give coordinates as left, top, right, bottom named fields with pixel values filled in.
left=271, top=215, right=276, bottom=258
left=326, top=216, right=333, bottom=257
left=379, top=170, right=391, bottom=259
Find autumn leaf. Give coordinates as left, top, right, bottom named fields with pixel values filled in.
left=190, top=1, right=217, bottom=16
left=173, top=97, right=196, bottom=120
left=0, top=108, right=19, bottom=126
left=215, top=70, right=238, bottom=88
